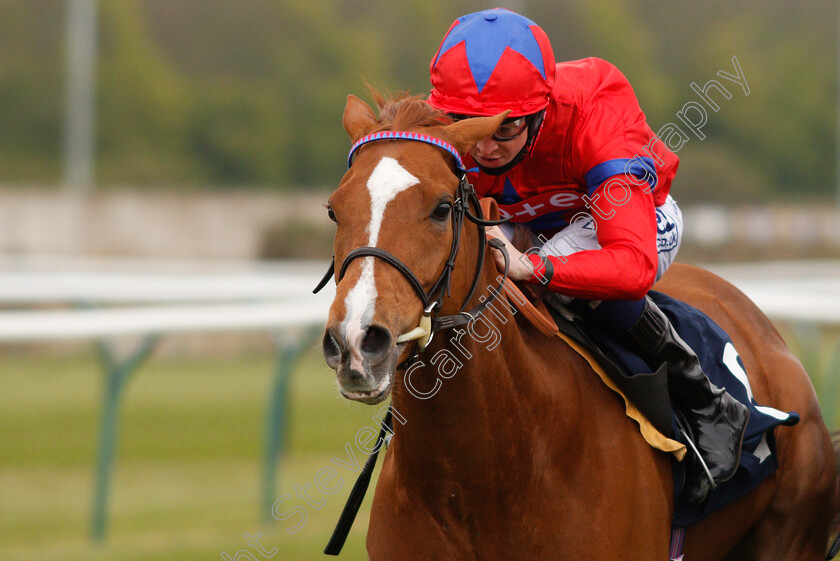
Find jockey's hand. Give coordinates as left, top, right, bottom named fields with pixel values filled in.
left=486, top=226, right=534, bottom=282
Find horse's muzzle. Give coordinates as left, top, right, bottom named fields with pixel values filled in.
left=322, top=325, right=397, bottom=404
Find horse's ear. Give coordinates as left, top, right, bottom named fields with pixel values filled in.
left=343, top=95, right=379, bottom=142
left=444, top=111, right=511, bottom=155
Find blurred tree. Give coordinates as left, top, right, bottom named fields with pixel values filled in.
left=557, top=0, right=680, bottom=124
left=97, top=0, right=196, bottom=183
left=691, top=3, right=835, bottom=200
left=0, top=1, right=64, bottom=182
left=0, top=0, right=834, bottom=201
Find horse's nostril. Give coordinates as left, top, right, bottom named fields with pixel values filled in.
left=361, top=325, right=392, bottom=358
left=322, top=329, right=343, bottom=367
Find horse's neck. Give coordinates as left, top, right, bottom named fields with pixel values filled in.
left=389, top=262, right=585, bottom=482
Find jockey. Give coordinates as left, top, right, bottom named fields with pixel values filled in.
left=427, top=8, right=749, bottom=506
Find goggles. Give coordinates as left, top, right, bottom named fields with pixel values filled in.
left=491, top=117, right=528, bottom=141
left=449, top=114, right=530, bottom=142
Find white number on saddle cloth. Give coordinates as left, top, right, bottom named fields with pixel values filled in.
left=722, top=342, right=790, bottom=463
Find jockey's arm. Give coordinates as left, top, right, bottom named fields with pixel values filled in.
left=488, top=174, right=658, bottom=301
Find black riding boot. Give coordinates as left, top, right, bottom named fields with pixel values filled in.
left=625, top=297, right=750, bottom=507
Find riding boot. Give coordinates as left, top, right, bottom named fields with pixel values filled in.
left=625, top=296, right=750, bottom=507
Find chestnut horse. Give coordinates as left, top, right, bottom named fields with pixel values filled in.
left=321, top=93, right=840, bottom=560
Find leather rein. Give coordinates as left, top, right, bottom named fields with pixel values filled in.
left=313, top=130, right=511, bottom=368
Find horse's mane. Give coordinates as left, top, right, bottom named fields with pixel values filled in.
left=368, top=89, right=451, bottom=132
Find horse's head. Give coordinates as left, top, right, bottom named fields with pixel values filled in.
left=321, top=94, right=506, bottom=404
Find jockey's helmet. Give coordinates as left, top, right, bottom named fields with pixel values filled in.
left=428, top=8, right=556, bottom=117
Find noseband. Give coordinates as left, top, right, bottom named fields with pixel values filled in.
left=314, top=130, right=510, bottom=367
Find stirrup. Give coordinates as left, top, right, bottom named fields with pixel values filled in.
left=679, top=427, right=717, bottom=491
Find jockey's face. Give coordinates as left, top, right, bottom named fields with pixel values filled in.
left=470, top=124, right=529, bottom=169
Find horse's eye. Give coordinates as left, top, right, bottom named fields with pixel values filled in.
left=432, top=202, right=452, bottom=221
left=327, top=207, right=337, bottom=222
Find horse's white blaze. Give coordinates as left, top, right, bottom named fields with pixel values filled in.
left=343, top=157, right=419, bottom=371
left=344, top=257, right=376, bottom=371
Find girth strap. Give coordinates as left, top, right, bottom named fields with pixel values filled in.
left=828, top=531, right=840, bottom=559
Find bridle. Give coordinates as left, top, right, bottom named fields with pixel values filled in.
left=313, top=130, right=511, bottom=368
left=318, top=130, right=513, bottom=555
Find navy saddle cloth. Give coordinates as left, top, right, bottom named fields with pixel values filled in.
left=545, top=290, right=799, bottom=528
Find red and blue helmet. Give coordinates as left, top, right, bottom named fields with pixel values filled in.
left=429, top=9, right=556, bottom=117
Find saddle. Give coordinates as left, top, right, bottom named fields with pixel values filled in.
left=501, top=277, right=800, bottom=526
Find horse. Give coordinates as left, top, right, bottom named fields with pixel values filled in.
left=320, top=92, right=840, bottom=560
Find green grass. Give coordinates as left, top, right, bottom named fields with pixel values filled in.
left=1, top=329, right=838, bottom=561
left=0, top=345, right=377, bottom=561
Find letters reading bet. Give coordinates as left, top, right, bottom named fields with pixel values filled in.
left=512, top=56, right=748, bottom=277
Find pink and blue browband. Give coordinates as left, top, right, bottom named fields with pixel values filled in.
left=348, top=131, right=466, bottom=173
